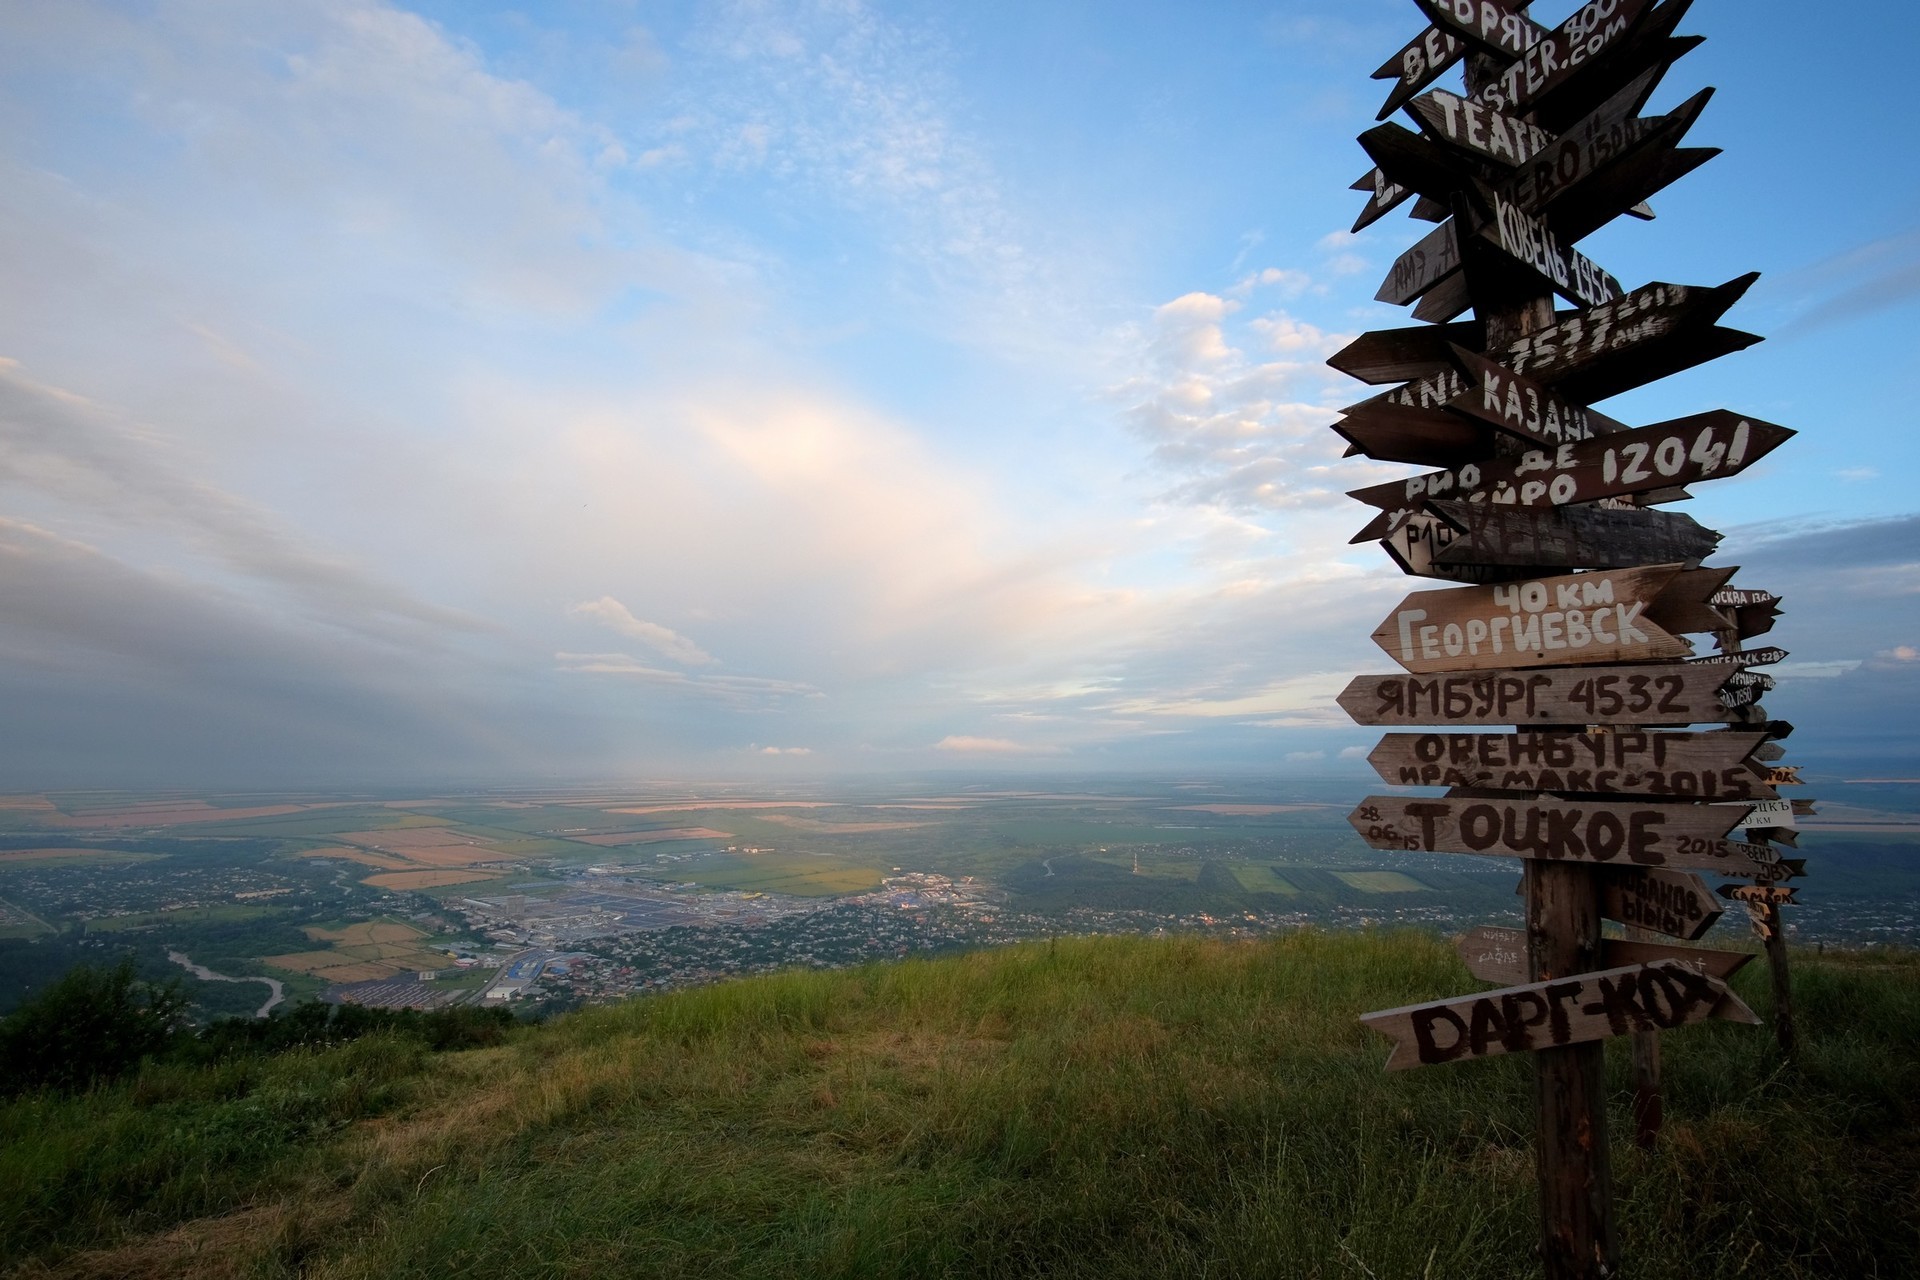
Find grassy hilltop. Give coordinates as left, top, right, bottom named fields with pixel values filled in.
left=5, top=931, right=1919, bottom=1279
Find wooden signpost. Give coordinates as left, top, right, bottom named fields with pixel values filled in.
left=1457, top=924, right=1750, bottom=985
left=1329, top=6, right=1812, bottom=1274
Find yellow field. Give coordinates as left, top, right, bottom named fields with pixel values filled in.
left=51, top=802, right=338, bottom=828
left=607, top=801, right=837, bottom=815
left=0, top=796, right=56, bottom=812
left=755, top=815, right=929, bottom=834
left=565, top=827, right=734, bottom=846
left=265, top=920, right=447, bottom=983
left=303, top=846, right=415, bottom=870
left=307, top=921, right=428, bottom=946
left=362, top=869, right=504, bottom=890
left=0, top=848, right=136, bottom=863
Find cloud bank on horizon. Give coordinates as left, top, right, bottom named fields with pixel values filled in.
left=0, top=0, right=1914, bottom=785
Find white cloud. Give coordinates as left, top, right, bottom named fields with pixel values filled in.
left=756, top=745, right=813, bottom=756
left=553, top=653, right=818, bottom=706
left=568, top=597, right=716, bottom=666
left=1884, top=646, right=1918, bottom=662
left=1338, top=745, right=1370, bottom=759
left=1284, top=750, right=1325, bottom=762
left=934, top=735, right=1061, bottom=755
left=1771, top=660, right=1864, bottom=679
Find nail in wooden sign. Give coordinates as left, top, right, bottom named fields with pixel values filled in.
left=1719, top=884, right=1798, bottom=907
left=1479, top=191, right=1624, bottom=308
left=1338, top=663, right=1742, bottom=727
left=1348, top=411, right=1792, bottom=541
left=1456, top=925, right=1749, bottom=986
left=1361, top=958, right=1757, bottom=1071
left=1423, top=499, right=1721, bottom=571
left=1367, top=729, right=1774, bottom=800
left=1600, top=866, right=1721, bottom=940
left=1347, top=795, right=1769, bottom=875
left=1370, top=564, right=1729, bottom=673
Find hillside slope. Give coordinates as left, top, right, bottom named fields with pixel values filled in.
left=6, top=930, right=1919, bottom=1278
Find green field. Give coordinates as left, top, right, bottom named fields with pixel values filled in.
left=663, top=853, right=886, bottom=897
left=1333, top=870, right=1430, bottom=894
left=1230, top=864, right=1298, bottom=895
left=84, top=904, right=286, bottom=933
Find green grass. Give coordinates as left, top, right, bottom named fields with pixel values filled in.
left=83, top=904, right=285, bottom=933
left=2, top=933, right=1916, bottom=1278
left=1230, top=864, right=1298, bottom=895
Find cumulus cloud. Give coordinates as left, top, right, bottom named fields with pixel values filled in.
left=568, top=597, right=716, bottom=665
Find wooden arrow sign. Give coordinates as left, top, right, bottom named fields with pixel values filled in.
left=1444, top=345, right=1627, bottom=446
left=1762, top=766, right=1803, bottom=787
left=1723, top=604, right=1780, bottom=642
left=1504, top=73, right=1710, bottom=224
left=1712, top=588, right=1778, bottom=609
left=1471, top=0, right=1658, bottom=118
left=1338, top=663, right=1742, bottom=727
left=1349, top=412, right=1792, bottom=541
left=1478, top=190, right=1625, bottom=308
left=1354, top=275, right=1759, bottom=410
left=1348, top=795, right=1769, bottom=875
left=1456, top=925, right=1749, bottom=985
left=1361, top=958, right=1757, bottom=1071
left=1410, top=90, right=1556, bottom=169
left=1370, top=564, right=1733, bottom=673
left=1368, top=729, right=1774, bottom=800
left=1377, top=219, right=1464, bottom=306
left=1600, top=867, right=1723, bottom=940
left=1373, top=25, right=1468, bottom=121
left=1334, top=403, right=1504, bottom=467
left=1417, top=0, right=1550, bottom=59
left=1424, top=499, right=1721, bottom=571
left=1688, top=646, right=1787, bottom=668
left=1352, top=167, right=1414, bottom=232
left=1719, top=884, right=1798, bottom=907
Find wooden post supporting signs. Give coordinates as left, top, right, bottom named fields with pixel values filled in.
left=1334, top=4, right=1810, bottom=1277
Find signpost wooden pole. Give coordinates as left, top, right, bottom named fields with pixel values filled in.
left=1331, top=5, right=1803, bottom=1275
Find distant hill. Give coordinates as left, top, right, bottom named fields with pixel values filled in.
left=4, top=931, right=1918, bottom=1278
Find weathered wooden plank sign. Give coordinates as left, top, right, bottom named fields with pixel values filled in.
left=1444, top=345, right=1627, bottom=445
left=1600, top=866, right=1721, bottom=940
left=1720, top=884, right=1798, bottom=907
left=1347, top=795, right=1771, bottom=875
left=1367, top=729, right=1774, bottom=799
left=1338, top=663, right=1742, bottom=727
left=1411, top=90, right=1557, bottom=168
left=1456, top=925, right=1749, bottom=986
left=1478, top=191, right=1624, bottom=307
left=1378, top=219, right=1465, bottom=306
left=1712, top=588, right=1778, bottom=609
left=1349, top=411, right=1792, bottom=541
left=1369, top=564, right=1732, bottom=673
left=1416, top=0, right=1549, bottom=59
left=1469, top=0, right=1658, bottom=118
left=1361, top=959, right=1757, bottom=1071
left=1372, top=25, right=1468, bottom=121
left=1688, top=646, right=1787, bottom=668
left=1352, top=167, right=1414, bottom=232
left=1425, top=499, right=1721, bottom=571
left=1762, top=765, right=1803, bottom=787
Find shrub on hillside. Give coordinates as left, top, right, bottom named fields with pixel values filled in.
left=0, top=957, right=189, bottom=1095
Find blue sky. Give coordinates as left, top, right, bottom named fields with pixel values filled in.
left=0, top=0, right=1914, bottom=786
